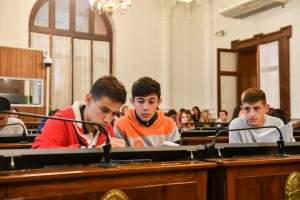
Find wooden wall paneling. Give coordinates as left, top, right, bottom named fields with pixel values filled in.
left=238, top=50, right=257, bottom=95
left=0, top=46, right=46, bottom=123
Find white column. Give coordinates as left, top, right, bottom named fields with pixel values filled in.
left=198, top=0, right=214, bottom=113
left=159, top=0, right=176, bottom=111
left=46, top=67, right=50, bottom=115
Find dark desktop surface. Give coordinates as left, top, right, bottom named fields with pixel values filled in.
left=1, top=143, right=300, bottom=171
left=0, top=134, right=38, bottom=143
left=180, top=129, right=229, bottom=137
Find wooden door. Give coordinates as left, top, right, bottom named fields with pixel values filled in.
left=217, top=48, right=239, bottom=120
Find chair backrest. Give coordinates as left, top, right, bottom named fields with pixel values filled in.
left=285, top=172, right=300, bottom=200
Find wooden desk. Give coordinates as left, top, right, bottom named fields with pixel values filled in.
left=0, top=143, right=32, bottom=149
left=182, top=136, right=229, bottom=145
left=206, top=155, right=300, bottom=200
left=0, top=160, right=216, bottom=200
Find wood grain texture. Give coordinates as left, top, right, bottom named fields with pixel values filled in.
left=0, top=46, right=46, bottom=122
left=0, top=160, right=216, bottom=200
left=207, top=155, right=300, bottom=200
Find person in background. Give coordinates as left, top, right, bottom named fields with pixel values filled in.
left=293, top=121, right=300, bottom=130
left=229, top=88, right=284, bottom=143
left=200, top=110, right=211, bottom=122
left=167, top=109, right=177, bottom=122
left=37, top=109, right=60, bottom=133
left=114, top=76, right=181, bottom=147
left=215, top=110, right=229, bottom=123
left=191, top=106, right=201, bottom=123
left=0, top=97, right=27, bottom=135
left=177, top=110, right=194, bottom=131
left=185, top=109, right=193, bottom=123
left=10, top=107, right=19, bottom=118
left=267, top=108, right=288, bottom=124
left=179, top=108, right=186, bottom=113
left=32, top=75, right=127, bottom=148
left=121, top=105, right=129, bottom=116
left=231, top=106, right=245, bottom=121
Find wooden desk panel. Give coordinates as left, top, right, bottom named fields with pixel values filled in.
left=182, top=135, right=300, bottom=145
left=181, top=136, right=229, bottom=145
left=0, top=143, right=32, bottom=149
left=0, top=160, right=216, bottom=200
left=206, top=156, right=300, bottom=200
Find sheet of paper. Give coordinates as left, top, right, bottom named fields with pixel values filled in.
left=259, top=122, right=295, bottom=142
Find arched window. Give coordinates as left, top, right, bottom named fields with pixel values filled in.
left=29, top=0, right=113, bottom=109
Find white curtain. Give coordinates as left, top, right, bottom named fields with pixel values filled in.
left=52, top=35, right=72, bottom=109
left=30, top=32, right=50, bottom=50
left=30, top=32, right=50, bottom=114
left=73, top=38, right=91, bottom=102
left=259, top=41, right=280, bottom=108
left=92, top=41, right=110, bottom=83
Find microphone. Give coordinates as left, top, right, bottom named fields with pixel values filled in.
left=0, top=122, right=29, bottom=144
left=0, top=110, right=116, bottom=168
left=205, top=126, right=289, bottom=158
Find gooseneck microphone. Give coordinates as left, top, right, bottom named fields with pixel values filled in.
left=0, top=110, right=116, bottom=168
left=205, top=126, right=289, bottom=158
left=0, top=123, right=28, bottom=144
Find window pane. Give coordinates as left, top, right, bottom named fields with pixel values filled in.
left=73, top=39, right=91, bottom=102
left=259, top=41, right=280, bottom=108
left=94, top=14, right=108, bottom=35
left=55, top=0, right=70, bottom=30
left=34, top=1, right=49, bottom=27
left=221, top=76, right=237, bottom=120
left=220, top=52, right=237, bottom=72
left=75, top=0, right=89, bottom=33
left=51, top=35, right=72, bottom=108
left=92, top=41, right=110, bottom=82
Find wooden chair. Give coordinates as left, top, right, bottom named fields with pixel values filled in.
left=285, top=172, right=300, bottom=200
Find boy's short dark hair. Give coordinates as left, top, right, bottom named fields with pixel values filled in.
left=241, top=88, right=266, bottom=105
left=131, top=77, right=161, bottom=99
left=220, top=110, right=228, bottom=115
left=267, top=108, right=288, bottom=124
left=90, top=75, right=127, bottom=104
left=0, top=97, right=11, bottom=111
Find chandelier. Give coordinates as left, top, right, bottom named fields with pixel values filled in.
left=89, top=0, right=132, bottom=15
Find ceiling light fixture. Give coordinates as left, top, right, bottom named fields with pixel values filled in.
left=89, top=0, right=132, bottom=15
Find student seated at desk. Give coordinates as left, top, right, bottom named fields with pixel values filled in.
left=37, top=109, right=60, bottom=133
left=114, top=77, right=181, bottom=147
left=0, top=97, right=27, bottom=135
left=229, top=88, right=284, bottom=143
left=32, top=76, right=127, bottom=148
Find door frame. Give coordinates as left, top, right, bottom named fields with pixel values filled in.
left=217, top=26, right=291, bottom=120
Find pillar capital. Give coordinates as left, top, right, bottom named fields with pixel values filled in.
left=160, top=0, right=177, bottom=17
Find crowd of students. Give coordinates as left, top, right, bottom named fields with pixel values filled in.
left=164, top=107, right=230, bottom=131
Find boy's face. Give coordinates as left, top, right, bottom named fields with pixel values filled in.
left=0, top=114, right=9, bottom=126
left=85, top=93, right=122, bottom=128
left=219, top=112, right=227, bottom=121
left=130, top=94, right=162, bottom=122
left=241, top=100, right=269, bottom=127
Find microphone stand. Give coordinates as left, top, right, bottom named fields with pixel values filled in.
left=205, top=126, right=289, bottom=158
left=0, top=111, right=116, bottom=168
left=0, top=123, right=28, bottom=144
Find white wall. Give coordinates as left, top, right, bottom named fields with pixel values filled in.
left=0, top=0, right=299, bottom=119
left=0, top=0, right=36, bottom=48
left=111, top=0, right=161, bottom=107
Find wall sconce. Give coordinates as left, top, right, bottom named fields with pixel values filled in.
left=43, top=56, right=53, bottom=67
left=215, top=30, right=225, bottom=37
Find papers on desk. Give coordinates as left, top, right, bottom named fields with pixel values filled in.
left=162, top=141, right=180, bottom=146
left=259, top=122, right=295, bottom=142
